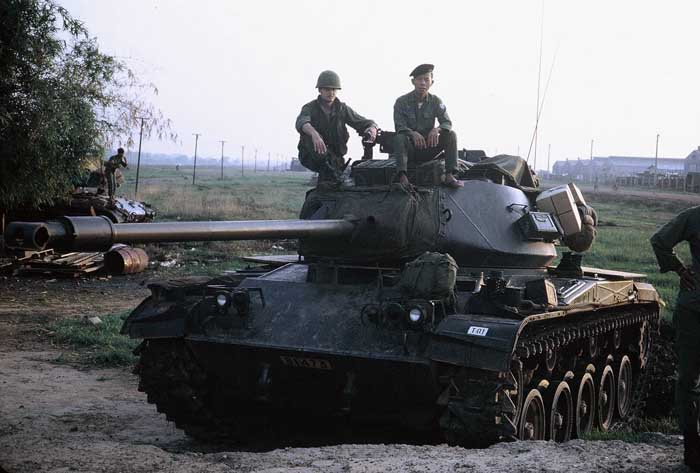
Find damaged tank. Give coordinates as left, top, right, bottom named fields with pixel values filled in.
left=3, top=168, right=155, bottom=226
left=5, top=148, right=660, bottom=445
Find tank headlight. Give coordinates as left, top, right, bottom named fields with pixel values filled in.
left=408, top=307, right=425, bottom=324
left=215, top=292, right=229, bottom=307
left=232, top=289, right=251, bottom=317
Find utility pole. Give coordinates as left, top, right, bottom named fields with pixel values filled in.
left=241, top=145, right=245, bottom=177
left=134, top=116, right=146, bottom=198
left=192, top=133, right=201, bottom=185
left=590, top=139, right=594, bottom=184
left=547, top=143, right=551, bottom=174
left=254, top=148, right=258, bottom=172
left=267, top=152, right=271, bottom=172
left=654, top=133, right=660, bottom=189
left=219, top=140, right=226, bottom=180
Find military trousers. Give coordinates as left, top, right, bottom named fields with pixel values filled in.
left=106, top=170, right=117, bottom=198
left=674, top=304, right=700, bottom=433
left=297, top=135, right=345, bottom=182
left=393, top=129, right=458, bottom=174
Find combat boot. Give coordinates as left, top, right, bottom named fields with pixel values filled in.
left=684, top=431, right=700, bottom=472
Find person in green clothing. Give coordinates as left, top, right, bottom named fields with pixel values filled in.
left=393, top=64, right=462, bottom=188
left=295, top=70, right=378, bottom=183
left=104, top=147, right=128, bottom=201
left=650, top=206, right=700, bottom=471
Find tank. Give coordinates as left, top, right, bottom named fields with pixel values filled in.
left=4, top=153, right=660, bottom=445
left=3, top=185, right=155, bottom=225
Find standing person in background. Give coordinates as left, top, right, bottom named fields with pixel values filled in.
left=105, top=147, right=128, bottom=202
left=651, top=206, right=700, bottom=472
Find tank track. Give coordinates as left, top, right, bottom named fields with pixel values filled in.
left=134, top=339, right=269, bottom=443
left=439, top=304, right=659, bottom=446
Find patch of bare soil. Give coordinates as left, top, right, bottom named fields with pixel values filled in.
left=0, top=350, right=689, bottom=473
left=0, top=274, right=150, bottom=351
left=0, top=269, right=688, bottom=473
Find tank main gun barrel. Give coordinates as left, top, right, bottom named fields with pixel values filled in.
left=5, top=216, right=356, bottom=251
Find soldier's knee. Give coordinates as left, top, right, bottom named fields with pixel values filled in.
left=440, top=129, right=457, bottom=142
left=393, top=133, right=411, bottom=153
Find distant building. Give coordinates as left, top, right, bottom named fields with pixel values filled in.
left=685, top=146, right=700, bottom=173
left=552, top=155, right=686, bottom=182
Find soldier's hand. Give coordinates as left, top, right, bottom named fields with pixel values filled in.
left=427, top=128, right=440, bottom=147
left=411, top=131, right=427, bottom=149
left=312, top=132, right=327, bottom=155
left=363, top=126, right=377, bottom=143
left=679, top=267, right=698, bottom=291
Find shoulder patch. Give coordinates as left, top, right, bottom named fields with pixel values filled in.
left=440, top=103, right=446, bottom=111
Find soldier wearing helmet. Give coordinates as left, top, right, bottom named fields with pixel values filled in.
left=393, top=64, right=463, bottom=188
left=295, top=70, right=377, bottom=183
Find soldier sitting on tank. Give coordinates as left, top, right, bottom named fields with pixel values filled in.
left=393, top=64, right=463, bottom=188
left=295, top=70, right=378, bottom=184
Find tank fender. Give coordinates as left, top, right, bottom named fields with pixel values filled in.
left=429, top=314, right=524, bottom=372
left=120, top=296, right=194, bottom=339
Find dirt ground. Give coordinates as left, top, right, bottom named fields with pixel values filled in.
left=0, top=271, right=691, bottom=473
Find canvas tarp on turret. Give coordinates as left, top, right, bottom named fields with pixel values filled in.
left=461, top=155, right=539, bottom=194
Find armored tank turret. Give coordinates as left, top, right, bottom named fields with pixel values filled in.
left=5, top=153, right=660, bottom=445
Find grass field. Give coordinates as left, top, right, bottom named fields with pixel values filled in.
left=51, top=312, right=138, bottom=367
left=573, top=192, right=691, bottom=319
left=116, top=166, right=692, bottom=317
left=117, top=166, right=314, bottom=276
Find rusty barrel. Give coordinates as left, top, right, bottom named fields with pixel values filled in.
left=104, top=246, right=149, bottom=274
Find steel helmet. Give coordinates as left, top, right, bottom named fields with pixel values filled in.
left=316, top=70, right=341, bottom=89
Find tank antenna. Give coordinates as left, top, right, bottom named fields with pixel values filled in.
left=525, top=44, right=559, bottom=164
left=532, top=0, right=544, bottom=167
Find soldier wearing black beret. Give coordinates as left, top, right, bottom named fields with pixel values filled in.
left=392, top=64, right=462, bottom=188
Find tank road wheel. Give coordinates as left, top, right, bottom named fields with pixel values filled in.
left=597, top=365, right=616, bottom=431
left=518, top=389, right=546, bottom=441
left=638, top=321, right=651, bottom=369
left=588, top=336, right=599, bottom=359
left=575, top=373, right=596, bottom=438
left=545, top=347, right=558, bottom=374
left=547, top=381, right=573, bottom=442
left=617, top=355, right=633, bottom=418
left=509, top=360, right=524, bottom=428
left=613, top=329, right=621, bottom=350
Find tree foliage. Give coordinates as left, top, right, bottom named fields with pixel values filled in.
left=0, top=0, right=175, bottom=210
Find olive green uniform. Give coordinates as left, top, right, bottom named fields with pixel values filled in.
left=105, top=153, right=127, bottom=198
left=393, top=91, right=458, bottom=174
left=295, top=97, right=376, bottom=180
left=650, top=206, right=700, bottom=434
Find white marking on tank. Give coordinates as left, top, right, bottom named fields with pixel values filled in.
left=467, top=326, right=489, bottom=336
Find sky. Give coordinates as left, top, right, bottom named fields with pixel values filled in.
left=60, top=0, right=700, bottom=171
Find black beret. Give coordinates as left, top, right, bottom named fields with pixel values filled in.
left=410, top=64, right=434, bottom=77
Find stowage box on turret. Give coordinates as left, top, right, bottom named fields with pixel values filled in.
left=5, top=152, right=660, bottom=445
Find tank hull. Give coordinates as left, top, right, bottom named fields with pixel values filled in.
left=126, top=263, right=660, bottom=444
